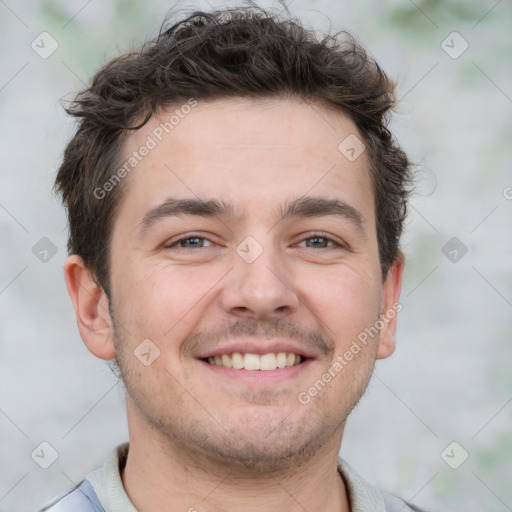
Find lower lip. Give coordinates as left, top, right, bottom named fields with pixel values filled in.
left=199, top=359, right=314, bottom=384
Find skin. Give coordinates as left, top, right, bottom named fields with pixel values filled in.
left=64, top=97, right=404, bottom=512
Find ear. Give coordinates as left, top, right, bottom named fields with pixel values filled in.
left=63, top=254, right=116, bottom=360
left=376, top=251, right=405, bottom=360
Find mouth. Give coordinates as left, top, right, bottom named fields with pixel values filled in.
left=201, top=352, right=307, bottom=371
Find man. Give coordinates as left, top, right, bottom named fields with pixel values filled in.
left=43, top=4, right=424, bottom=511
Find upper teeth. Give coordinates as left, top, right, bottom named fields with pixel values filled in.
left=207, top=352, right=302, bottom=371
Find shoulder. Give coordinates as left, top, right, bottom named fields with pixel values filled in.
left=382, top=491, right=431, bottom=512
left=38, top=479, right=104, bottom=512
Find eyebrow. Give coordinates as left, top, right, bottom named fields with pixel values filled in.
left=137, top=195, right=366, bottom=237
left=278, top=196, right=366, bottom=233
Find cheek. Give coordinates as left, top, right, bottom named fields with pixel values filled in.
left=303, top=269, right=381, bottom=409
left=116, top=261, right=223, bottom=341
left=303, top=265, right=381, bottom=345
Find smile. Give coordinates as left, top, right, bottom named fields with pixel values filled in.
left=204, top=352, right=304, bottom=370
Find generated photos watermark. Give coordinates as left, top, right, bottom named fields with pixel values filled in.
left=298, top=302, right=402, bottom=405
left=93, top=98, right=198, bottom=200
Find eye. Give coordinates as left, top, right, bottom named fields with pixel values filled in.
left=297, top=233, right=343, bottom=249
left=165, top=235, right=214, bottom=249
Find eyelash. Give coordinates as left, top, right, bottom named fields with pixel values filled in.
left=165, top=233, right=344, bottom=250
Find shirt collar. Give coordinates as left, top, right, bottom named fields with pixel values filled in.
left=337, top=457, right=387, bottom=512
left=86, top=443, right=137, bottom=512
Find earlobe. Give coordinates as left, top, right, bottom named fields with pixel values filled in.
left=376, top=251, right=405, bottom=360
left=63, top=255, right=116, bottom=360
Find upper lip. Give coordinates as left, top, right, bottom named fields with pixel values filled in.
left=195, top=339, right=316, bottom=359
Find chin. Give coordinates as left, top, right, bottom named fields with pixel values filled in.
left=180, top=409, right=333, bottom=475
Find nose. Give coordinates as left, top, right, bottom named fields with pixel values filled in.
left=219, top=239, right=300, bottom=320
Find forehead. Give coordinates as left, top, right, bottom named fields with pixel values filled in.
left=116, top=97, right=374, bottom=227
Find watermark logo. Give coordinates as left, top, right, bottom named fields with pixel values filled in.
left=441, top=31, right=468, bottom=59
left=441, top=237, right=468, bottom=263
left=32, top=237, right=58, bottom=263
left=134, top=339, right=161, bottom=366
left=236, top=236, right=264, bottom=264
left=31, top=32, right=58, bottom=59
left=441, top=441, right=469, bottom=469
left=31, top=441, right=59, bottom=469
left=338, top=134, right=365, bottom=162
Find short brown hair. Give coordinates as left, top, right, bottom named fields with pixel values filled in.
left=55, top=4, right=411, bottom=296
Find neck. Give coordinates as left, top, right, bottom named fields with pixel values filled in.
left=122, top=411, right=350, bottom=512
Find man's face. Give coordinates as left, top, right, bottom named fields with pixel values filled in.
left=107, top=98, right=399, bottom=471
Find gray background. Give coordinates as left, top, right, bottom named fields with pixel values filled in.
left=0, top=0, right=511, bottom=510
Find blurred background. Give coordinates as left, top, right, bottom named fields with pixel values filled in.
left=0, top=0, right=511, bottom=510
